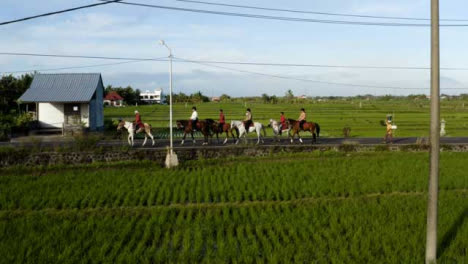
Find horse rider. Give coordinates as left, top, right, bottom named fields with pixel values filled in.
left=385, top=118, right=393, bottom=144
left=134, top=110, right=144, bottom=132
left=219, top=109, right=225, bottom=131
left=190, top=106, right=199, bottom=131
left=244, top=108, right=253, bottom=131
left=298, top=108, right=306, bottom=130
left=279, top=111, right=287, bottom=135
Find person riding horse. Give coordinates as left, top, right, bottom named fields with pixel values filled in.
left=219, top=109, right=225, bottom=131
left=279, top=111, right=287, bottom=135
left=190, top=106, right=199, bottom=131
left=298, top=108, right=306, bottom=130
left=134, top=110, right=144, bottom=133
left=244, top=108, right=253, bottom=131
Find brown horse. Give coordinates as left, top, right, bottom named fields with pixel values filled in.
left=176, top=119, right=214, bottom=145
left=210, top=122, right=239, bottom=144
left=288, top=119, right=320, bottom=144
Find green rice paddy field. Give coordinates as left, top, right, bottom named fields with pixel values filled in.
left=0, top=151, right=467, bottom=263
left=105, top=99, right=468, bottom=137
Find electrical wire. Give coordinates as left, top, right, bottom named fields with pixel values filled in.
left=169, top=0, right=468, bottom=22
left=0, top=0, right=122, bottom=26
left=1, top=59, right=153, bottom=74
left=2, top=52, right=468, bottom=71
left=103, top=0, right=468, bottom=27
left=175, top=56, right=468, bottom=91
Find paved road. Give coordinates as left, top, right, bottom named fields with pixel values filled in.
left=4, top=136, right=467, bottom=149
left=97, top=136, right=468, bottom=149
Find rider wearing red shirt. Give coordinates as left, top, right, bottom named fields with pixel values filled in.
left=219, top=109, right=225, bottom=131
left=134, top=110, right=144, bottom=131
left=279, top=111, right=287, bottom=135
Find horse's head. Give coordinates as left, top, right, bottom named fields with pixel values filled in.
left=268, top=119, right=274, bottom=127
left=117, top=120, right=126, bottom=131
left=176, top=120, right=184, bottom=130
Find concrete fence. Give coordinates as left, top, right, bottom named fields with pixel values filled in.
left=1, top=144, right=467, bottom=167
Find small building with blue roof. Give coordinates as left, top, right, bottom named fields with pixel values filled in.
left=19, top=73, right=104, bottom=131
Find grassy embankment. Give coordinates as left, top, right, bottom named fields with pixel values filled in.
left=0, top=151, right=467, bottom=263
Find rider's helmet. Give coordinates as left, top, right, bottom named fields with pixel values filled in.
left=192, top=106, right=197, bottom=111
left=300, top=108, right=305, bottom=112
left=134, top=110, right=139, bottom=114
left=220, top=109, right=223, bottom=112
left=247, top=108, right=251, bottom=112
left=280, top=111, right=284, bottom=115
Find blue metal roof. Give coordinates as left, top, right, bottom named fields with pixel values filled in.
left=19, top=73, right=103, bottom=103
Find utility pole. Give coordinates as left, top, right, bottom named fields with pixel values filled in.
left=160, top=40, right=179, bottom=168
left=426, top=0, right=440, bottom=263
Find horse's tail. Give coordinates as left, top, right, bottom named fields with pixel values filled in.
left=315, top=122, right=320, bottom=137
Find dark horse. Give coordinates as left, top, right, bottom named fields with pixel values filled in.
left=288, top=119, right=321, bottom=144
left=176, top=119, right=214, bottom=145
left=210, top=122, right=239, bottom=144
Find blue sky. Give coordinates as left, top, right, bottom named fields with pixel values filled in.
left=1, top=0, right=468, bottom=96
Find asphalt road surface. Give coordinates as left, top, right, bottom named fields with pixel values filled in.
left=4, top=136, right=468, bottom=149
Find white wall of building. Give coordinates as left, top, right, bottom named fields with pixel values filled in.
left=38, top=103, right=64, bottom=128
left=81, top=103, right=90, bottom=128
left=140, top=88, right=164, bottom=103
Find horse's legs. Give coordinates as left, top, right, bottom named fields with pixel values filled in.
left=127, top=134, right=132, bottom=146
left=290, top=130, right=295, bottom=143
left=181, top=132, right=187, bottom=145
left=191, top=132, right=196, bottom=144
left=142, top=134, right=147, bottom=146
left=149, top=132, right=155, bottom=146
left=223, top=131, right=228, bottom=144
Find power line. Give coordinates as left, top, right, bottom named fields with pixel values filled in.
left=103, top=0, right=468, bottom=27
left=169, top=0, right=468, bottom=22
left=173, top=58, right=468, bottom=71
left=0, top=59, right=155, bottom=74
left=0, top=52, right=168, bottom=62
left=0, top=1, right=122, bottom=26
left=2, top=52, right=466, bottom=91
left=175, top=56, right=468, bottom=91
left=2, top=52, right=468, bottom=71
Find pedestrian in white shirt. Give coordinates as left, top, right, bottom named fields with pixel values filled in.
left=190, top=106, right=198, bottom=131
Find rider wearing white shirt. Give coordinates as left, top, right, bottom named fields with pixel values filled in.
left=190, top=106, right=199, bottom=131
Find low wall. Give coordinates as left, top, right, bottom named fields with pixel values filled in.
left=1, top=144, right=468, bottom=167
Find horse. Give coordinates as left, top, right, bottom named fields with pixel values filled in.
left=117, top=120, right=155, bottom=146
left=176, top=119, right=214, bottom=145
left=288, top=119, right=320, bottom=144
left=210, top=122, right=239, bottom=144
left=268, top=119, right=291, bottom=142
left=230, top=120, right=266, bottom=145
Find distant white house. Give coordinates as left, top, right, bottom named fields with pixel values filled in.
left=140, top=88, right=164, bottom=104
left=19, top=73, right=105, bottom=131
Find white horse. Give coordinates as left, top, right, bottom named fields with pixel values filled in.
left=268, top=119, right=290, bottom=141
left=230, top=120, right=266, bottom=145
left=117, top=120, right=155, bottom=146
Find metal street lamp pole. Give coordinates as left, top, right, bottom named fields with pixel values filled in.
left=426, top=0, right=440, bottom=263
left=160, top=40, right=178, bottom=167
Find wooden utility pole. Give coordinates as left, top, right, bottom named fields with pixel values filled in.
left=426, top=0, right=440, bottom=263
